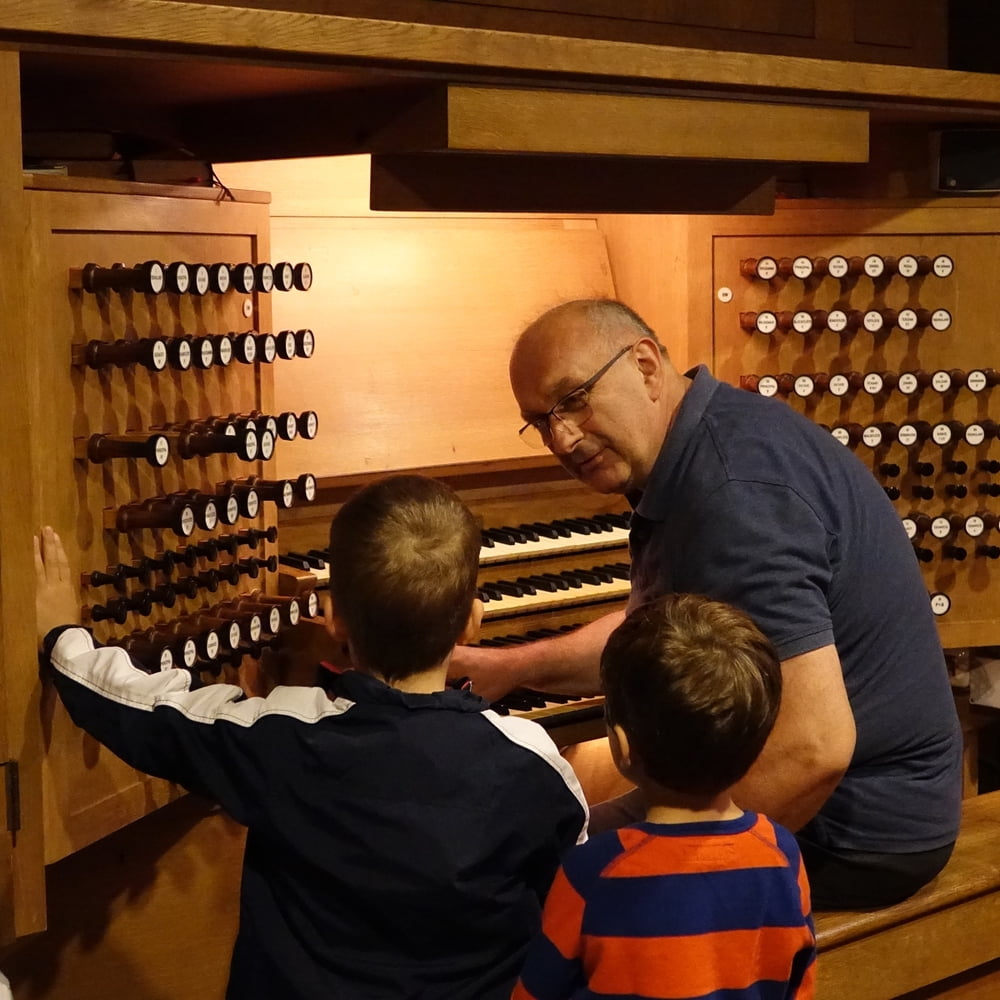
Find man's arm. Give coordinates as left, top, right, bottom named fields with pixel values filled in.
left=448, top=610, right=625, bottom=703
left=732, top=643, right=856, bottom=831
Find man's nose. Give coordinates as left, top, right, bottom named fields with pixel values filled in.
left=546, top=415, right=584, bottom=454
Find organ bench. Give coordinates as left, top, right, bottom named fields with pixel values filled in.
left=815, top=789, right=1000, bottom=999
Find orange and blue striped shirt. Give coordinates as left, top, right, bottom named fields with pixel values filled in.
left=513, top=811, right=815, bottom=1000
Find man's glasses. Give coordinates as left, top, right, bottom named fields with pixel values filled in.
left=518, top=343, right=635, bottom=449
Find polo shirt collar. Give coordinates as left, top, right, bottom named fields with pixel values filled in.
left=631, top=364, right=719, bottom=523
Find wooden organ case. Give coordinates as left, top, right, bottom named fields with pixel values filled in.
left=23, top=176, right=318, bottom=866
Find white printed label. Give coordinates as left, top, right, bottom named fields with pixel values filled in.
left=182, top=639, right=197, bottom=668
left=862, top=426, right=883, bottom=448
left=931, top=309, right=952, bottom=331
left=793, top=375, right=815, bottom=397
left=932, top=371, right=953, bottom=392
left=966, top=516, right=986, bottom=538
left=897, top=309, right=918, bottom=331
left=205, top=632, right=220, bottom=659
left=285, top=414, right=297, bottom=439
left=153, top=436, right=170, bottom=466
left=965, top=424, right=986, bottom=446
left=151, top=340, right=168, bottom=370
left=298, top=263, right=312, bottom=289
left=174, top=264, right=189, bottom=294
left=902, top=518, right=917, bottom=540
left=147, top=263, right=165, bottom=293
left=863, top=373, right=884, bottom=395
left=260, top=265, right=274, bottom=292
left=932, top=423, right=953, bottom=445
left=194, top=266, right=209, bottom=295
left=200, top=340, right=214, bottom=367
left=204, top=501, right=218, bottom=531
left=792, top=311, right=813, bottom=334
left=260, top=430, right=275, bottom=460
left=282, top=482, right=294, bottom=507
left=159, top=649, right=173, bottom=671
left=864, top=255, right=885, bottom=277
left=262, top=335, right=277, bottom=363
left=897, top=425, right=919, bottom=447
left=300, top=330, right=315, bottom=357
left=932, top=255, right=954, bottom=278
left=863, top=310, right=884, bottom=332
left=930, top=592, right=952, bottom=616
left=829, top=374, right=850, bottom=396
left=305, top=413, right=318, bottom=438
left=282, top=331, right=297, bottom=356
left=931, top=517, right=952, bottom=539
left=278, top=263, right=293, bottom=289
left=289, top=601, right=300, bottom=626
left=268, top=607, right=281, bottom=633
left=897, top=255, right=919, bottom=278
left=757, top=376, right=778, bottom=397
left=246, top=490, right=260, bottom=518
left=755, top=312, right=777, bottom=335
left=218, top=337, right=233, bottom=365
left=827, top=256, right=849, bottom=278
left=897, top=372, right=919, bottom=395
left=245, top=430, right=259, bottom=461
left=226, top=497, right=239, bottom=524
left=792, top=256, right=813, bottom=278
left=180, top=506, right=195, bottom=536
left=249, top=616, right=262, bottom=642
left=303, top=475, right=316, bottom=502
left=967, top=370, right=988, bottom=392
left=307, top=592, right=319, bottom=617
left=242, top=337, right=257, bottom=364
left=215, top=267, right=230, bottom=294
left=227, top=623, right=241, bottom=649
left=826, top=309, right=848, bottom=333
left=177, top=340, right=192, bottom=369
left=831, top=427, right=851, bottom=446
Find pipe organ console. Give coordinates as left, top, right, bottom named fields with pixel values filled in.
left=715, top=233, right=998, bottom=649
left=25, top=179, right=324, bottom=865
left=278, top=506, right=631, bottom=745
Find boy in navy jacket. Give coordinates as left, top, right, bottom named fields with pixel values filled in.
left=36, top=475, right=588, bottom=1000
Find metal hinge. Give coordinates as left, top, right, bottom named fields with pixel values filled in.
left=0, top=761, right=19, bottom=834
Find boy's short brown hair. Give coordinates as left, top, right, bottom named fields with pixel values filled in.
left=600, top=594, right=782, bottom=796
left=328, top=475, right=480, bottom=681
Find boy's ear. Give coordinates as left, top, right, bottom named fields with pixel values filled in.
left=325, top=597, right=349, bottom=644
left=458, top=597, right=484, bottom=645
left=607, top=723, right=634, bottom=776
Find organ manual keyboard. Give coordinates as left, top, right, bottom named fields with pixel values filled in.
left=277, top=495, right=633, bottom=746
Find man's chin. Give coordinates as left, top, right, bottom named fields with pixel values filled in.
left=562, top=455, right=628, bottom=494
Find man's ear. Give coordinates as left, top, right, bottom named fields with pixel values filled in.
left=634, top=338, right=665, bottom=400
left=458, top=597, right=484, bottom=645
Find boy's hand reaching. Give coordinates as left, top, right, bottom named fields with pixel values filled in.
left=34, top=526, right=80, bottom=648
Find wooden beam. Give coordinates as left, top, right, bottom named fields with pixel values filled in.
left=3, top=0, right=1000, bottom=115
left=370, top=86, right=869, bottom=162
left=370, top=153, right=775, bottom=213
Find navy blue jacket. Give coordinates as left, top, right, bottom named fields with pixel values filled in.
left=46, top=627, right=588, bottom=999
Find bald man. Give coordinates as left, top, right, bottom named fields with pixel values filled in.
left=455, top=298, right=961, bottom=910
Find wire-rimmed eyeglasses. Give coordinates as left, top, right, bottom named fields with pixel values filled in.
left=518, top=343, right=635, bottom=449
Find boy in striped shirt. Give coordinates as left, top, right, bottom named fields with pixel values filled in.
left=514, top=593, right=816, bottom=1000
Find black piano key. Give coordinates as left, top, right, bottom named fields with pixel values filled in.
left=570, top=568, right=601, bottom=585
left=493, top=579, right=531, bottom=597
left=522, top=575, right=559, bottom=593
left=479, top=585, right=502, bottom=601
left=552, top=518, right=591, bottom=535
left=599, top=563, right=631, bottom=580
left=578, top=516, right=613, bottom=533
left=486, top=528, right=519, bottom=546
left=499, top=525, right=529, bottom=544
left=555, top=571, right=585, bottom=589
left=538, top=573, right=571, bottom=590
left=524, top=521, right=560, bottom=539
left=279, top=554, right=311, bottom=570
left=307, top=548, right=331, bottom=562
left=289, top=550, right=326, bottom=570
left=480, top=530, right=495, bottom=549
left=513, top=523, right=540, bottom=542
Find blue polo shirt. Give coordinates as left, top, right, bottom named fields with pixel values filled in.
left=628, top=366, right=961, bottom=854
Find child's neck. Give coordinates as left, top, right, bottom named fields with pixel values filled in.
left=643, top=788, right=744, bottom=825
left=373, top=659, right=450, bottom=694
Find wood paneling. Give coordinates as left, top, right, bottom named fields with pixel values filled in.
left=364, top=86, right=868, bottom=163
